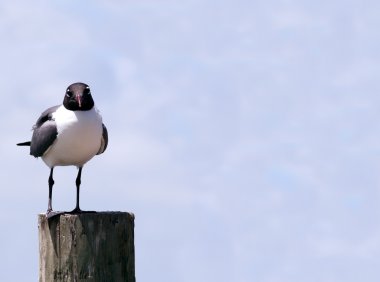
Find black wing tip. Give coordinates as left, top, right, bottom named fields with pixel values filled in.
left=17, top=141, right=31, bottom=146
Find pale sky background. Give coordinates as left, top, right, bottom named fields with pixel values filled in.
left=1, top=0, right=380, bottom=281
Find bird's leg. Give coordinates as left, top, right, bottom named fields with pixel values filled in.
left=71, top=167, right=83, bottom=213
left=46, top=168, right=64, bottom=219
left=68, top=167, right=96, bottom=215
left=47, top=167, right=54, bottom=213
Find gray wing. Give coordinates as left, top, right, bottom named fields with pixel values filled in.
left=30, top=105, right=59, bottom=157
left=97, top=123, right=108, bottom=155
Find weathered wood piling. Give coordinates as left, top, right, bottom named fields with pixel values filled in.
left=38, top=212, right=135, bottom=282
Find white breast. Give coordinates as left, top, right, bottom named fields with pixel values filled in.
left=42, top=105, right=103, bottom=168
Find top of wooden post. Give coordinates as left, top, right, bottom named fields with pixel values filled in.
left=38, top=211, right=136, bottom=282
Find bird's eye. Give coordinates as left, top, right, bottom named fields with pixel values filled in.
left=84, top=87, right=91, bottom=95
left=66, top=89, right=72, bottom=97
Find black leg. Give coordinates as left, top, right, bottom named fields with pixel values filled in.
left=71, top=167, right=83, bottom=213
left=47, top=167, right=54, bottom=213
left=68, top=167, right=96, bottom=215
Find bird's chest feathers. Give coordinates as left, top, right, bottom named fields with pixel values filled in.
left=54, top=107, right=102, bottom=141
left=45, top=107, right=102, bottom=166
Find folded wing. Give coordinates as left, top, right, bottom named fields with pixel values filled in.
left=30, top=105, right=59, bottom=157
left=97, top=123, right=108, bottom=155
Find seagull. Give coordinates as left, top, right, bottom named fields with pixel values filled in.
left=17, top=82, right=108, bottom=217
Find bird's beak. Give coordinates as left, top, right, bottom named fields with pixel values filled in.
left=75, top=94, right=82, bottom=108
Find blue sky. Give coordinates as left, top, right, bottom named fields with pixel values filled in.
left=1, top=1, right=380, bottom=281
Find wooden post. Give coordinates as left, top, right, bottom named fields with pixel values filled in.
left=38, top=212, right=135, bottom=282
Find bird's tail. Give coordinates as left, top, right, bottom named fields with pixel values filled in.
left=17, top=141, right=31, bottom=146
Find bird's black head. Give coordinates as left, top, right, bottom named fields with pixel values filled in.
left=63, top=82, right=94, bottom=111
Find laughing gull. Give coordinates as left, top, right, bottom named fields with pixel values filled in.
left=17, top=82, right=108, bottom=217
